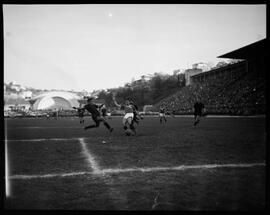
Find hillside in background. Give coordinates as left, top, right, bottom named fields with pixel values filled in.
left=96, top=73, right=186, bottom=110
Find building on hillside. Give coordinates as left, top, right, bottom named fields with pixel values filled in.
left=8, top=81, right=24, bottom=92
left=192, top=62, right=212, bottom=72
left=141, top=74, right=154, bottom=81
left=20, top=91, right=33, bottom=99
left=184, top=68, right=203, bottom=86
left=190, top=39, right=266, bottom=85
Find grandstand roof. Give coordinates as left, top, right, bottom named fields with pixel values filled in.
left=218, top=39, right=267, bottom=60
left=30, top=91, right=80, bottom=110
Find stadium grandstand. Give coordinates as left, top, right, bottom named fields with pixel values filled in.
left=30, top=91, right=80, bottom=110
left=153, top=39, right=266, bottom=115
left=4, top=91, right=84, bottom=118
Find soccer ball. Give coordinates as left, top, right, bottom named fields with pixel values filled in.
left=125, top=129, right=132, bottom=136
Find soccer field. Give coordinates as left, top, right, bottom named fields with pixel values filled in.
left=4, top=116, right=266, bottom=210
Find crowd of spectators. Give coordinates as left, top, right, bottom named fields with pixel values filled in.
left=4, top=109, right=83, bottom=118
left=154, top=70, right=265, bottom=115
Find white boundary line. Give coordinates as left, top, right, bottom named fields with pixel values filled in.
left=6, top=137, right=88, bottom=142
left=8, top=162, right=265, bottom=180
left=6, top=137, right=266, bottom=180
left=5, top=136, right=10, bottom=197
left=136, top=115, right=266, bottom=118
left=79, top=138, right=101, bottom=173
left=6, top=126, right=83, bottom=129
left=9, top=171, right=89, bottom=179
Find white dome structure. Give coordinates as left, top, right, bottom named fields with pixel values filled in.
left=31, top=91, right=81, bottom=110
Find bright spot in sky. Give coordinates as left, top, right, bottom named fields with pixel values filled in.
left=108, top=12, right=113, bottom=17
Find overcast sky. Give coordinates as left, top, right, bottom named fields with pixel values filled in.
left=3, top=4, right=266, bottom=92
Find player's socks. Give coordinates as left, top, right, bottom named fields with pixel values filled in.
left=104, top=122, right=111, bottom=130
left=130, top=124, right=135, bottom=130
left=194, top=120, right=199, bottom=126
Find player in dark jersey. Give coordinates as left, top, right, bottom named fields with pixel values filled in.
left=73, top=106, right=85, bottom=124
left=128, top=99, right=143, bottom=125
left=74, top=98, right=113, bottom=133
left=53, top=109, right=58, bottom=120
left=193, top=100, right=205, bottom=127
left=159, top=107, right=167, bottom=124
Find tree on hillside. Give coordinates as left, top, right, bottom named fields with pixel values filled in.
left=96, top=90, right=115, bottom=107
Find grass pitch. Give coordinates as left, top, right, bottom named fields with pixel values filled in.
left=4, top=116, right=266, bottom=210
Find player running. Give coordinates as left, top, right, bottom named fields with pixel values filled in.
left=159, top=107, right=167, bottom=124
left=73, top=105, right=85, bottom=124
left=193, top=99, right=205, bottom=127
left=100, top=104, right=107, bottom=119
left=128, top=99, right=143, bottom=125
left=122, top=99, right=137, bottom=135
left=74, top=98, right=113, bottom=133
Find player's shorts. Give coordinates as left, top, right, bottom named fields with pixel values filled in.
left=194, top=111, right=202, bottom=116
left=92, top=115, right=104, bottom=123
left=159, top=113, right=165, bottom=117
left=122, top=113, right=134, bottom=125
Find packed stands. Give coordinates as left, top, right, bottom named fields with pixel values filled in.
left=154, top=65, right=265, bottom=115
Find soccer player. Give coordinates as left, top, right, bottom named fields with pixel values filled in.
left=53, top=109, right=58, bottom=120
left=75, top=98, right=113, bottom=133
left=73, top=105, right=85, bottom=124
left=45, top=113, right=50, bottom=119
left=128, top=99, right=143, bottom=125
left=100, top=104, right=107, bottom=118
left=159, top=107, right=167, bottom=124
left=193, top=99, right=205, bottom=127
left=123, top=99, right=136, bottom=135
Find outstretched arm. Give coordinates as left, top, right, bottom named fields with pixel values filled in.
left=99, top=103, right=105, bottom=108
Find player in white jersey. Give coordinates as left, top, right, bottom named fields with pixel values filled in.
left=128, top=99, right=143, bottom=125
left=122, top=100, right=136, bottom=135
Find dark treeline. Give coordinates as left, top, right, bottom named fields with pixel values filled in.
left=97, top=73, right=186, bottom=110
